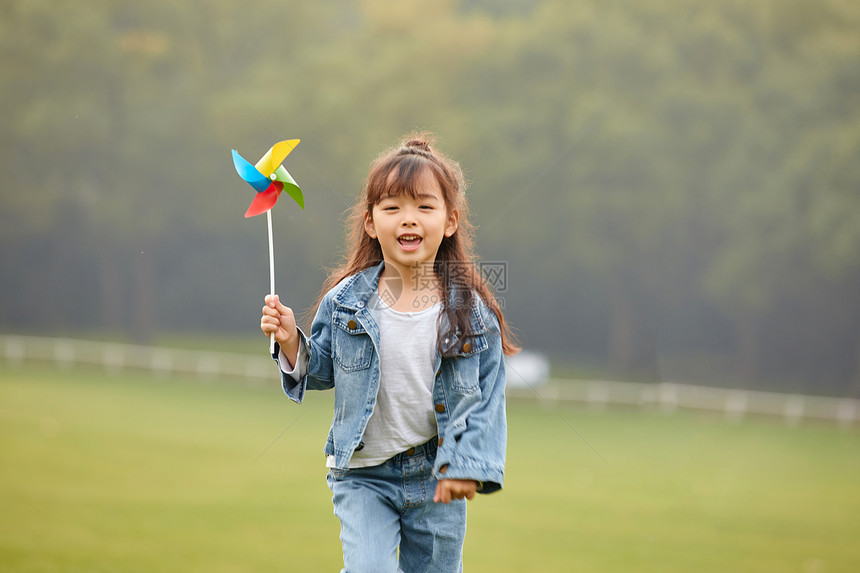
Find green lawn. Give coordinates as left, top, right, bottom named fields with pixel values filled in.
left=1, top=364, right=858, bottom=572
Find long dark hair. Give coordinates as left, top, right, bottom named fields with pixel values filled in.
left=312, top=133, right=519, bottom=356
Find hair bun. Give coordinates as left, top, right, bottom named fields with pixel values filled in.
left=404, top=139, right=432, bottom=152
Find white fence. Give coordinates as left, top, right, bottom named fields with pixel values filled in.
left=1, top=335, right=275, bottom=380
left=505, top=379, right=857, bottom=427
left=2, top=335, right=857, bottom=427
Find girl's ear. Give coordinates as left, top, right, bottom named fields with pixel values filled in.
left=363, top=210, right=377, bottom=239
left=444, top=208, right=460, bottom=237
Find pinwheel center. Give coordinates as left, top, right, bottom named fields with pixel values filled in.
left=270, top=173, right=278, bottom=181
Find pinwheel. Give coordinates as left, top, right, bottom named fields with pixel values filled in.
left=232, top=139, right=303, bottom=217
left=231, top=139, right=304, bottom=353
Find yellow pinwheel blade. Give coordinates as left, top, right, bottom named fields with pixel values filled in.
left=254, top=139, right=300, bottom=177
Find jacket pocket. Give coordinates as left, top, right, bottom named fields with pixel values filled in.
left=452, top=333, right=488, bottom=358
left=332, top=311, right=373, bottom=372
left=447, top=340, right=486, bottom=394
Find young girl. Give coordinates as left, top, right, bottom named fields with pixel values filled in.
left=260, top=134, right=518, bottom=572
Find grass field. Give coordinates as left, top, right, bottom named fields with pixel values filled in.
left=1, top=363, right=858, bottom=572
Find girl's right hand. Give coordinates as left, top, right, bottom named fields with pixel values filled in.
left=261, top=294, right=299, bottom=365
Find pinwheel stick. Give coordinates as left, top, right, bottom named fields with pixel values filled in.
left=267, top=210, right=276, bottom=354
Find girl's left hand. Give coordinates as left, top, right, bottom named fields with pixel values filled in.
left=434, top=479, right=478, bottom=504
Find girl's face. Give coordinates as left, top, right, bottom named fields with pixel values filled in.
left=364, top=169, right=459, bottom=276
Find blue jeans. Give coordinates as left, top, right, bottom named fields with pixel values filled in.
left=327, top=437, right=467, bottom=573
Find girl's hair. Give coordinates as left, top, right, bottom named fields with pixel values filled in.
left=312, top=132, right=519, bottom=356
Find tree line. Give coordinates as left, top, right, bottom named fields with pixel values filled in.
left=1, top=0, right=858, bottom=395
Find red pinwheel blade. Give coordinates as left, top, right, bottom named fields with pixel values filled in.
left=244, top=182, right=283, bottom=218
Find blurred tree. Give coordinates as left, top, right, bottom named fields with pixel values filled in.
left=1, top=0, right=858, bottom=393
left=1, top=1, right=211, bottom=340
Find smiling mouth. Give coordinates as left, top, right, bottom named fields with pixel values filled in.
left=398, top=234, right=423, bottom=251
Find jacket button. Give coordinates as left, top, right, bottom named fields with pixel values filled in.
left=435, top=403, right=445, bottom=413
left=406, top=447, right=415, bottom=456
left=347, top=320, right=357, bottom=330
left=439, top=464, right=448, bottom=474
left=462, top=342, right=471, bottom=353
left=438, top=437, right=444, bottom=447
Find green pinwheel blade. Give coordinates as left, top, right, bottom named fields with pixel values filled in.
left=273, top=166, right=304, bottom=209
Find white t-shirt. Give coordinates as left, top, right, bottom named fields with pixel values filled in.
left=280, top=292, right=441, bottom=468
left=349, top=293, right=440, bottom=467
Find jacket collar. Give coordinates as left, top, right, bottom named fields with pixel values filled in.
left=331, top=262, right=385, bottom=311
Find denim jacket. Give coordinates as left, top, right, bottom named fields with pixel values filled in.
left=274, top=262, right=506, bottom=494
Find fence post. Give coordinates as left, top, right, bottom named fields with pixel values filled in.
left=836, top=399, right=856, bottom=429
left=659, top=383, right=678, bottom=413
left=725, top=391, right=748, bottom=422
left=784, top=395, right=805, bottom=426
left=3, top=337, right=25, bottom=365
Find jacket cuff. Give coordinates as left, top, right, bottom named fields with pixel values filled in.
left=273, top=329, right=310, bottom=403
left=432, top=457, right=504, bottom=494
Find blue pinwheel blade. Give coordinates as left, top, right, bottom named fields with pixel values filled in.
left=232, top=149, right=270, bottom=192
